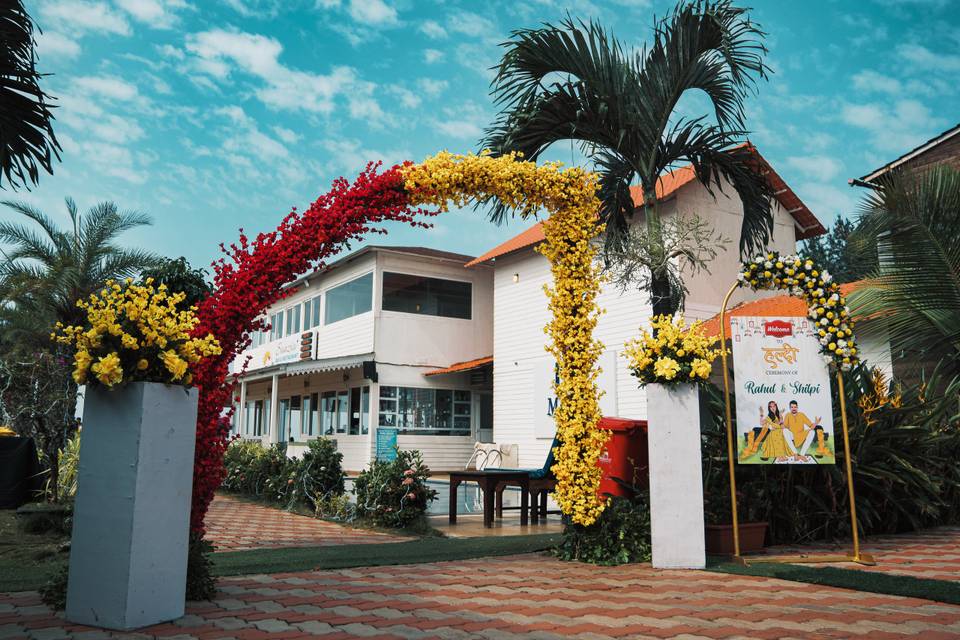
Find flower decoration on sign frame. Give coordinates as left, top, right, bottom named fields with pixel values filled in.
left=738, top=251, right=858, bottom=370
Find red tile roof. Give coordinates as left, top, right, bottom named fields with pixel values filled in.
left=465, top=146, right=824, bottom=268
left=699, top=282, right=862, bottom=338
left=424, top=356, right=493, bottom=376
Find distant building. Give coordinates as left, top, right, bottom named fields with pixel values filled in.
left=854, top=122, right=960, bottom=186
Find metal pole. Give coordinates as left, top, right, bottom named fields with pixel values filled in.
left=718, top=282, right=741, bottom=558
left=836, top=371, right=861, bottom=561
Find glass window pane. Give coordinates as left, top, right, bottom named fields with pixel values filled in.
left=322, top=392, right=336, bottom=435
left=311, top=295, right=321, bottom=327
left=336, top=391, right=348, bottom=433
left=325, top=273, right=373, bottom=324
left=349, top=388, right=360, bottom=435
left=310, top=393, right=319, bottom=436
left=381, top=272, right=471, bottom=319
left=303, top=300, right=313, bottom=330
left=361, top=386, right=370, bottom=435
left=436, top=390, right=452, bottom=429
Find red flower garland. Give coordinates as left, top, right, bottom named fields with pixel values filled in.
left=189, top=162, right=435, bottom=535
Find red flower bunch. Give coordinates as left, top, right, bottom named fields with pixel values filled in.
left=189, top=162, right=434, bottom=535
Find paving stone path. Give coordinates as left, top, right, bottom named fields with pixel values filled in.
left=205, top=494, right=409, bottom=552
left=762, top=526, right=960, bottom=581
left=4, top=553, right=960, bottom=639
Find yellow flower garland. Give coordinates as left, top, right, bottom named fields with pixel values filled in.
left=403, top=151, right=609, bottom=525
left=624, top=315, right=725, bottom=385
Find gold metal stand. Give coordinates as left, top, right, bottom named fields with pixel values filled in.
left=717, top=282, right=876, bottom=568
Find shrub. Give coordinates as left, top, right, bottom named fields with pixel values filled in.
left=185, top=533, right=216, bottom=601
left=220, top=439, right=345, bottom=511
left=353, top=449, right=437, bottom=529
left=554, top=491, right=652, bottom=565
left=702, top=362, right=960, bottom=544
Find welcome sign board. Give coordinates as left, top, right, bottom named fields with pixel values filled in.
left=731, top=316, right=835, bottom=465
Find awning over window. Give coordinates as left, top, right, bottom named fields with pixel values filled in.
left=424, top=356, right=493, bottom=377
left=238, top=352, right=374, bottom=382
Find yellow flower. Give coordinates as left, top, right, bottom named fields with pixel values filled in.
left=136, top=358, right=149, bottom=371
left=690, top=358, right=712, bottom=379
left=161, top=350, right=189, bottom=380
left=654, top=357, right=680, bottom=380
left=91, top=352, right=123, bottom=387
left=73, top=350, right=93, bottom=384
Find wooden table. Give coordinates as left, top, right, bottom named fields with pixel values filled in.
left=448, top=470, right=529, bottom=528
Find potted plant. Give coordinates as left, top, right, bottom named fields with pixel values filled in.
left=703, top=486, right=768, bottom=555
left=624, top=315, right=725, bottom=569
left=53, top=279, right=221, bottom=630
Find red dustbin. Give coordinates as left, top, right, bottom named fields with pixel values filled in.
left=596, top=417, right=649, bottom=497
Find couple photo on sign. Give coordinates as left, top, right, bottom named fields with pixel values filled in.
left=741, top=399, right=830, bottom=463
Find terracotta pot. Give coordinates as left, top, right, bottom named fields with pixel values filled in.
left=705, top=521, right=768, bottom=555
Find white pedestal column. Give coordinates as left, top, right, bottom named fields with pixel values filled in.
left=67, top=382, right=198, bottom=630
left=646, top=383, right=706, bottom=569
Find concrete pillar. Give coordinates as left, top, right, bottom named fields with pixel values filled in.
left=237, top=380, right=247, bottom=437
left=268, top=374, right=280, bottom=444
left=67, top=382, right=198, bottom=630
left=646, top=383, right=706, bottom=569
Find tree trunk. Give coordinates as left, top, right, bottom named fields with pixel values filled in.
left=650, top=270, right=679, bottom=318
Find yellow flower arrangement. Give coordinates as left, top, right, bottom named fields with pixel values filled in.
left=53, top=278, right=221, bottom=388
left=738, top=251, right=859, bottom=370
left=624, top=315, right=725, bottom=385
left=403, top=151, right=608, bottom=526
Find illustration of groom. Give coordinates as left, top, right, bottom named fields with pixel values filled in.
left=783, top=400, right=825, bottom=460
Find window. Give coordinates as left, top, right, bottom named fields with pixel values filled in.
left=285, top=305, right=301, bottom=335
left=378, top=387, right=471, bottom=435
left=269, top=312, right=283, bottom=341
left=325, top=273, right=372, bottom=324
left=245, top=399, right=268, bottom=437
left=304, top=393, right=319, bottom=436
left=289, top=396, right=302, bottom=441
left=303, top=295, right=321, bottom=330
left=348, top=387, right=370, bottom=435
left=382, top=272, right=471, bottom=319
left=278, top=398, right=290, bottom=441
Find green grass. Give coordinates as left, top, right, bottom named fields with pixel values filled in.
left=0, top=508, right=70, bottom=593
left=213, top=533, right=561, bottom=576
left=707, top=556, right=960, bottom=605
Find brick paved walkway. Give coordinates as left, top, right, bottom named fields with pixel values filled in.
left=4, top=554, right=960, bottom=639
left=206, top=494, right=408, bottom=552
left=762, top=526, right=960, bottom=581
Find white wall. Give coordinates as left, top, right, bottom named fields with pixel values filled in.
left=374, top=251, right=493, bottom=368
left=489, top=178, right=804, bottom=467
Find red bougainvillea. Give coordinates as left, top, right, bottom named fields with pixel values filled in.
left=189, top=162, right=435, bottom=535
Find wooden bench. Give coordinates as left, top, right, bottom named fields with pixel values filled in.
left=448, top=470, right=530, bottom=528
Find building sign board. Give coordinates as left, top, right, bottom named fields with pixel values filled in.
left=232, top=332, right=306, bottom=374
left=375, top=427, right=399, bottom=462
left=731, top=316, right=835, bottom=465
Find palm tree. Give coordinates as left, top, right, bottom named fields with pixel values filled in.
left=0, top=198, right=159, bottom=332
left=848, top=166, right=960, bottom=374
left=0, top=1, right=61, bottom=190
left=482, top=1, right=776, bottom=316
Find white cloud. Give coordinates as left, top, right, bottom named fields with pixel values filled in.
left=423, top=49, right=444, bottom=64
left=840, top=99, right=946, bottom=152
left=388, top=86, right=421, bottom=109
left=185, top=29, right=369, bottom=115
left=447, top=12, right=494, bottom=38
left=39, top=1, right=131, bottom=36
left=419, top=20, right=447, bottom=39
left=157, top=44, right=185, bottom=60
left=347, top=0, right=397, bottom=26
left=213, top=106, right=289, bottom=162
left=73, top=75, right=140, bottom=101
left=114, top=0, right=189, bottom=29
left=795, top=182, right=859, bottom=220
left=785, top=155, right=844, bottom=183
left=897, top=43, right=960, bottom=72
left=436, top=120, right=483, bottom=139
left=851, top=70, right=901, bottom=95
left=417, top=78, right=448, bottom=97
left=319, top=138, right=410, bottom=176
left=36, top=31, right=81, bottom=59
left=272, top=126, right=299, bottom=144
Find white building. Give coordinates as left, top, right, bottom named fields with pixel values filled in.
left=231, top=246, right=493, bottom=472
left=467, top=149, right=831, bottom=468
left=233, top=148, right=895, bottom=473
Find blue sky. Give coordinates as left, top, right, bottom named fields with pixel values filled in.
left=11, top=0, right=960, bottom=271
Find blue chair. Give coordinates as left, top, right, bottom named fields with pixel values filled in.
left=494, top=436, right=559, bottom=523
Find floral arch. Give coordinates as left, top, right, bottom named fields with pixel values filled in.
left=190, top=151, right=611, bottom=535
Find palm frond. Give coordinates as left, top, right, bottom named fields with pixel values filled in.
left=0, top=1, right=61, bottom=190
